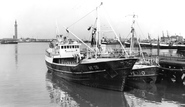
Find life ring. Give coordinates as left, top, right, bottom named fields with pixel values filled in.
left=141, top=71, right=145, bottom=75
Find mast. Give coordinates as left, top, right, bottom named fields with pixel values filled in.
left=55, top=20, right=60, bottom=37
left=94, top=2, right=103, bottom=59
left=129, top=14, right=145, bottom=60
left=95, top=5, right=99, bottom=59
left=130, top=14, right=136, bottom=56
left=64, top=3, right=103, bottom=54
left=102, top=5, right=128, bottom=57
left=167, top=30, right=169, bottom=38
left=130, top=27, right=134, bottom=55
left=157, top=36, right=160, bottom=56
left=162, top=31, right=164, bottom=37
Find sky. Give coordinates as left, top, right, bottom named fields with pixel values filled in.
left=0, top=0, right=185, bottom=40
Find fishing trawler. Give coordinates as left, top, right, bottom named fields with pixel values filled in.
left=125, top=15, right=159, bottom=84
left=45, top=3, right=137, bottom=91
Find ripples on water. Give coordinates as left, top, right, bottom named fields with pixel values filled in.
left=46, top=71, right=185, bottom=107
left=0, top=43, right=185, bottom=107
left=46, top=72, right=129, bottom=107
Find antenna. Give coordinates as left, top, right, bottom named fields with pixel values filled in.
left=126, top=13, right=138, bottom=55
left=125, top=13, right=138, bottom=27
left=126, top=13, right=146, bottom=60
left=55, top=20, right=60, bottom=36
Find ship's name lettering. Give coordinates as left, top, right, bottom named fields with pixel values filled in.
left=88, top=65, right=99, bottom=70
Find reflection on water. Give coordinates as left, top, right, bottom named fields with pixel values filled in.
left=0, top=44, right=19, bottom=71
left=125, top=80, right=185, bottom=107
left=46, top=72, right=79, bottom=107
left=15, top=44, right=18, bottom=68
left=0, top=43, right=50, bottom=107
left=1, top=43, right=184, bottom=106
left=158, top=81, right=185, bottom=105
left=125, top=82, right=162, bottom=102
left=45, top=71, right=129, bottom=107
left=46, top=71, right=185, bottom=107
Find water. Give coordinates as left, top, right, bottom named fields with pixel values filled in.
left=0, top=43, right=185, bottom=107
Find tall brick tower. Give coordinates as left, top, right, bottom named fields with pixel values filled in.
left=14, top=20, right=18, bottom=39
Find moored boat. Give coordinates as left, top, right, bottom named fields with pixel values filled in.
left=45, top=35, right=137, bottom=91
left=45, top=3, right=137, bottom=91
left=45, top=36, right=137, bottom=91
left=125, top=14, right=159, bottom=83
left=157, top=56, right=185, bottom=84
left=1, top=38, right=18, bottom=44
left=128, top=64, right=158, bottom=83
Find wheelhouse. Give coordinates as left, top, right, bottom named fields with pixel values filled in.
left=58, top=43, right=81, bottom=58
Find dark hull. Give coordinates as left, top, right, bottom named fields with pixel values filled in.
left=46, top=72, right=129, bottom=107
left=1, top=41, right=18, bottom=44
left=177, top=45, right=185, bottom=50
left=125, top=43, right=179, bottom=49
left=157, top=59, right=185, bottom=84
left=45, top=58, right=137, bottom=91
left=127, top=66, right=158, bottom=83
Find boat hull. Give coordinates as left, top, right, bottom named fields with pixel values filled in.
left=127, top=66, right=158, bottom=83
left=1, top=41, right=18, bottom=44
left=125, top=42, right=179, bottom=49
left=157, top=59, right=185, bottom=84
left=45, top=58, right=137, bottom=91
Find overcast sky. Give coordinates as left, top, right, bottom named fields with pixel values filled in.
left=0, top=0, right=184, bottom=40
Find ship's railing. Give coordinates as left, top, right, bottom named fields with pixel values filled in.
left=159, top=56, right=185, bottom=61
left=135, top=56, right=160, bottom=66
left=45, top=48, right=60, bottom=58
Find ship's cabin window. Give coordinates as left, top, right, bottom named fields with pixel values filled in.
left=74, top=45, right=79, bottom=48
left=60, top=45, right=79, bottom=49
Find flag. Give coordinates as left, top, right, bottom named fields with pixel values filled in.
left=87, top=26, right=91, bottom=31
left=66, top=29, right=69, bottom=33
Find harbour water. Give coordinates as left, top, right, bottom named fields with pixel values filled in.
left=0, top=43, right=185, bottom=107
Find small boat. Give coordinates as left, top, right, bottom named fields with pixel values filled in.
left=125, top=14, right=159, bottom=83
left=45, top=3, right=137, bottom=92
left=128, top=64, right=158, bottom=83
left=1, top=38, right=18, bottom=44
